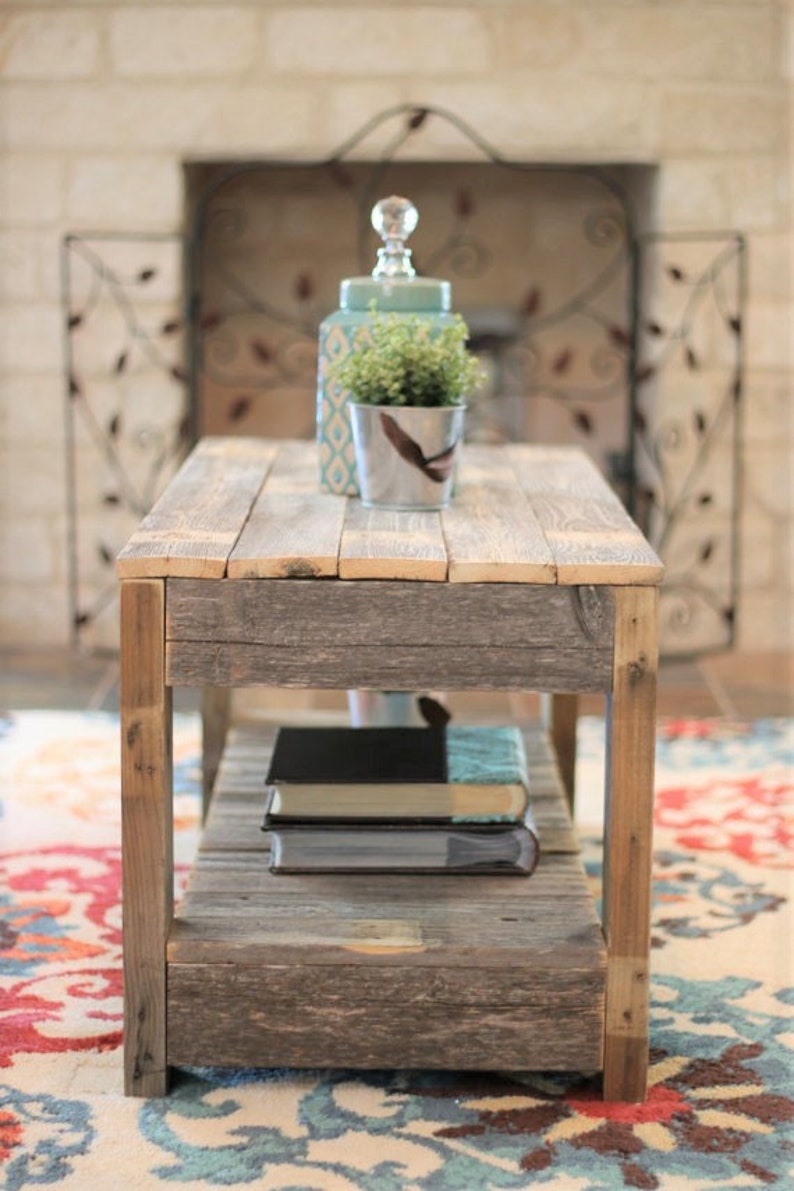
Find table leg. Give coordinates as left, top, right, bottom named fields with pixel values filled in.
left=120, top=579, right=173, bottom=1097
left=201, top=687, right=231, bottom=821
left=602, top=586, right=658, bottom=1102
left=549, top=693, right=578, bottom=812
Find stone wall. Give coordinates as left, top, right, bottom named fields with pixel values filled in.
left=0, top=1, right=791, bottom=650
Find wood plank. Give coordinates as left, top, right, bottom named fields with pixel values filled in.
left=167, top=641, right=613, bottom=693
left=547, top=692, right=579, bottom=812
left=508, top=445, right=664, bottom=586
left=602, top=585, right=658, bottom=1102
left=183, top=852, right=590, bottom=897
left=116, top=437, right=277, bottom=578
left=443, top=446, right=556, bottom=583
left=200, top=687, right=230, bottom=823
left=165, top=578, right=615, bottom=691
left=167, top=578, right=613, bottom=650
left=338, top=502, right=448, bottom=581
left=171, top=892, right=603, bottom=961
left=167, top=970, right=604, bottom=1071
left=120, top=579, right=173, bottom=1097
left=228, top=441, right=346, bottom=578
left=170, top=961, right=603, bottom=1009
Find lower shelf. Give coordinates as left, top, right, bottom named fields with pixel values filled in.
left=167, top=722, right=606, bottom=1072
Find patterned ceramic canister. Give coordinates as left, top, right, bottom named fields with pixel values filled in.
left=317, top=196, right=454, bottom=494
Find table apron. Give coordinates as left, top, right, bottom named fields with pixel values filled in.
left=164, top=578, right=615, bottom=692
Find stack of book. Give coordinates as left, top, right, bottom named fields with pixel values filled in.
left=262, top=724, right=539, bottom=876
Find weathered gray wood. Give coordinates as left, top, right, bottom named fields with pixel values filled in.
left=166, top=578, right=615, bottom=691
left=229, top=442, right=347, bottom=578
left=183, top=852, right=590, bottom=897
left=114, top=436, right=662, bottom=1099
left=120, top=579, right=173, bottom=1097
left=167, top=641, right=612, bottom=693
left=167, top=578, right=614, bottom=649
left=116, top=438, right=276, bottom=579
left=443, top=446, right=556, bottom=583
left=116, top=438, right=665, bottom=585
left=167, top=713, right=606, bottom=1073
left=170, top=892, right=602, bottom=959
left=548, top=692, right=579, bottom=812
left=170, top=961, right=604, bottom=1008
left=602, top=586, right=658, bottom=1102
left=509, top=445, right=664, bottom=586
left=200, top=687, right=230, bottom=822
left=167, top=971, right=604, bottom=1071
left=339, top=501, right=448, bottom=580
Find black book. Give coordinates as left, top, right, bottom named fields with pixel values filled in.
left=268, top=814, right=539, bottom=876
left=263, top=725, right=531, bottom=827
left=265, top=726, right=447, bottom=785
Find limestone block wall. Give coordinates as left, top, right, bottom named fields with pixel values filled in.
left=0, top=1, right=791, bottom=650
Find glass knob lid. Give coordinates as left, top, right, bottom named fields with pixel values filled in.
left=371, top=195, right=418, bottom=279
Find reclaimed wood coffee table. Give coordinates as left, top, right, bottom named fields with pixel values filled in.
left=116, top=437, right=662, bottom=1101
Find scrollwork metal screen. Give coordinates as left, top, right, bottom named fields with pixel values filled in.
left=62, top=104, right=744, bottom=656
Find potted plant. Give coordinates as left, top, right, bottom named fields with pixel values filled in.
left=328, top=308, right=483, bottom=510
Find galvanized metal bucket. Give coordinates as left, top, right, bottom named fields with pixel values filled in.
left=349, top=403, right=465, bottom=510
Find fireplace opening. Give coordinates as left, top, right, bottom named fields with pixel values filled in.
left=184, top=157, right=657, bottom=497
left=62, top=108, right=744, bottom=658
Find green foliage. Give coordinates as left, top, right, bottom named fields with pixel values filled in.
left=329, top=310, right=483, bottom=408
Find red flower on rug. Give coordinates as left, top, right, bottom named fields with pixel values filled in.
left=0, top=846, right=124, bottom=1066
left=655, top=775, right=793, bottom=867
left=0, top=1109, right=23, bottom=1162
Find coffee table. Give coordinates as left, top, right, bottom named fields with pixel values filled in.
left=116, top=437, right=662, bottom=1101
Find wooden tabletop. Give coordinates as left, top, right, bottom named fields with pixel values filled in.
left=116, top=437, right=663, bottom=586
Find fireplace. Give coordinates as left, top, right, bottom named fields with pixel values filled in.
left=63, top=106, right=745, bottom=659
left=185, top=156, right=654, bottom=489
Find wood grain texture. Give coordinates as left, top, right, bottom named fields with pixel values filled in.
left=547, top=693, right=579, bottom=812
left=167, top=969, right=604, bottom=1071
left=116, top=438, right=276, bottom=579
left=508, top=445, right=664, bottom=586
left=166, top=579, right=613, bottom=649
left=443, top=446, right=556, bottom=583
left=339, top=501, right=448, bottom=580
left=120, top=579, right=173, bottom=1097
left=115, top=437, right=664, bottom=1097
left=229, top=442, right=346, bottom=578
left=166, top=722, right=605, bottom=1072
left=165, top=578, right=615, bottom=691
left=117, top=437, right=664, bottom=587
left=602, top=585, right=658, bottom=1102
left=201, top=687, right=230, bottom=823
left=167, top=640, right=613, bottom=693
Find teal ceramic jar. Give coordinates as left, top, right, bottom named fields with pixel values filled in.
left=316, top=197, right=454, bottom=494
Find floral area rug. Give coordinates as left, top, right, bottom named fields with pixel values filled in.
left=1, top=712, right=792, bottom=1190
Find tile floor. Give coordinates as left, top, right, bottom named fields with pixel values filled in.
left=1, top=646, right=791, bottom=720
